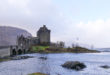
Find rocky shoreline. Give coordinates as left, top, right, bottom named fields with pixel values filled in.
left=0, top=55, right=33, bottom=62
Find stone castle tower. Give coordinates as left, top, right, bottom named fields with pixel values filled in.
left=17, top=25, right=51, bottom=47
left=37, top=25, right=51, bottom=45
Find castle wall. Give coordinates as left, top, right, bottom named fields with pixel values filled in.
left=39, top=31, right=50, bottom=44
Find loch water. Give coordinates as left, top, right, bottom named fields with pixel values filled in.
left=0, top=52, right=110, bottom=75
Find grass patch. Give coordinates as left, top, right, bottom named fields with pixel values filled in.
left=0, top=58, right=10, bottom=62
left=31, top=46, right=99, bottom=53
left=32, top=46, right=49, bottom=52
left=28, top=72, right=47, bottom=75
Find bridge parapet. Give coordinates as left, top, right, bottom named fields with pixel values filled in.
left=0, top=46, right=10, bottom=57
left=0, top=45, right=28, bottom=57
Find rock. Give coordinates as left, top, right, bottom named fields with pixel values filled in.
left=100, top=65, right=110, bottom=69
left=62, top=61, right=86, bottom=71
left=39, top=57, right=47, bottom=60
left=11, top=56, right=33, bottom=60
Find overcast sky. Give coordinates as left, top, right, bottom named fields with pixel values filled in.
left=0, top=0, right=110, bottom=48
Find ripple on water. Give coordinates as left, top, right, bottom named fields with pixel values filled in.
left=0, top=52, right=110, bottom=75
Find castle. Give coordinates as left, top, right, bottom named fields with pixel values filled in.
left=17, top=25, right=51, bottom=50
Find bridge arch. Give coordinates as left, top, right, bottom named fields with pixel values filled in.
left=18, top=49, right=22, bottom=55
left=12, top=49, right=17, bottom=55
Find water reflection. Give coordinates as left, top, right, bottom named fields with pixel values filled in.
left=38, top=54, right=51, bottom=74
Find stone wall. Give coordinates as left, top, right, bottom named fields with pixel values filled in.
left=39, top=31, right=50, bottom=43
left=0, top=47, right=10, bottom=57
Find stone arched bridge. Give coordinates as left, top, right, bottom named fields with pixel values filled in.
left=10, top=45, right=29, bottom=56
left=0, top=45, right=29, bottom=57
